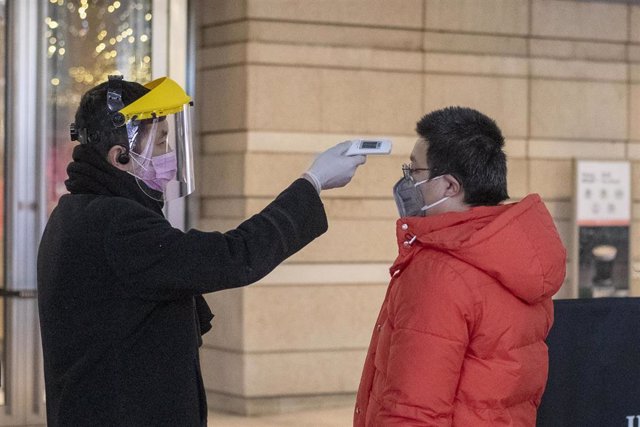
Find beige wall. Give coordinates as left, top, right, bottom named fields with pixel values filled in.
left=196, top=0, right=640, bottom=414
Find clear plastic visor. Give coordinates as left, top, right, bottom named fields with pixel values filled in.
left=126, top=104, right=195, bottom=201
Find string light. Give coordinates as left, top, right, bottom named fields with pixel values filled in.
left=46, top=1, right=154, bottom=210
left=46, top=0, right=153, bottom=99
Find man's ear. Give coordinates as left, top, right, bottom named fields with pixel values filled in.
left=442, top=174, right=463, bottom=198
left=106, top=145, right=130, bottom=171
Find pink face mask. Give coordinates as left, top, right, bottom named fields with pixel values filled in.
left=128, top=119, right=178, bottom=193
left=136, top=151, right=177, bottom=192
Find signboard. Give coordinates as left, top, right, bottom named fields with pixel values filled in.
left=575, top=161, right=631, bottom=298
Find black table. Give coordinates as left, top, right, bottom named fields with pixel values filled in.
left=537, top=298, right=640, bottom=427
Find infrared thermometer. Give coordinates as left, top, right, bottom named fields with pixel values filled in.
left=345, top=139, right=393, bottom=156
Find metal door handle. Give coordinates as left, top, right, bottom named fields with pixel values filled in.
left=0, top=289, right=37, bottom=298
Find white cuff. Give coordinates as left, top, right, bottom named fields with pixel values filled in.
left=302, top=172, right=322, bottom=194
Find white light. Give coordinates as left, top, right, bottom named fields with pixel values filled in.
left=140, top=34, right=148, bottom=42
left=51, top=78, right=60, bottom=86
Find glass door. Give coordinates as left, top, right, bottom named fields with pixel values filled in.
left=44, top=0, right=154, bottom=213
left=0, top=0, right=193, bottom=425
left=43, top=0, right=193, bottom=226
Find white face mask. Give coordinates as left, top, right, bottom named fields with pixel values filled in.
left=393, top=175, right=449, bottom=217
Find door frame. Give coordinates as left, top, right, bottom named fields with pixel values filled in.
left=2, top=0, right=47, bottom=424
left=152, top=0, right=198, bottom=231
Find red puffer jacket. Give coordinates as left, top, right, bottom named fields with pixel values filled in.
left=354, top=194, right=566, bottom=426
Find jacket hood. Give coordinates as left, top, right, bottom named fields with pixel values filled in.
left=393, top=194, right=566, bottom=303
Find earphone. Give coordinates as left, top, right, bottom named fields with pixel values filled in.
left=116, top=149, right=130, bottom=164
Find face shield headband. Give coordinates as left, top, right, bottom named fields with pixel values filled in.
left=69, top=75, right=128, bottom=145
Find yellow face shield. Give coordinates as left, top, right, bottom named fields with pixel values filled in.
left=118, top=77, right=195, bottom=201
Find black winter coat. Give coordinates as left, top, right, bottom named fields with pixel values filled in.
left=37, top=145, right=328, bottom=427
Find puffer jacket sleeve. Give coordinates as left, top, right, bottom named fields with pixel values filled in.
left=375, top=256, right=477, bottom=426
left=102, top=178, right=327, bottom=300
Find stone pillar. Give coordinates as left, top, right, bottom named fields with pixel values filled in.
left=195, top=0, right=418, bottom=415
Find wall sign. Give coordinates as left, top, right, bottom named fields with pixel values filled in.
left=575, top=161, right=631, bottom=298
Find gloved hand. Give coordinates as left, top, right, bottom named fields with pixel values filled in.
left=302, top=141, right=366, bottom=193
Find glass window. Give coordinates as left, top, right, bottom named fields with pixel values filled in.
left=45, top=0, right=153, bottom=213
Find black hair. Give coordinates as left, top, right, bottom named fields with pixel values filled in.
left=416, top=106, right=509, bottom=206
left=73, top=79, right=149, bottom=158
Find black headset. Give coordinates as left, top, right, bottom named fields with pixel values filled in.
left=70, top=75, right=130, bottom=164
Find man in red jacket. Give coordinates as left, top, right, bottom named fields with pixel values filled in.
left=354, top=106, right=567, bottom=427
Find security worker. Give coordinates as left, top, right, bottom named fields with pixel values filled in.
left=37, top=76, right=365, bottom=427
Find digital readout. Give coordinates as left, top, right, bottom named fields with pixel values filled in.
left=361, top=141, right=380, bottom=149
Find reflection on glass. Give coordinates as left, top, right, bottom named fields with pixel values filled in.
left=45, top=0, right=153, bottom=214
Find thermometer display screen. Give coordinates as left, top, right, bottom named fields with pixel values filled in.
left=361, top=141, right=380, bottom=149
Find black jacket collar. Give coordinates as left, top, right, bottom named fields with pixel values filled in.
left=65, top=144, right=163, bottom=215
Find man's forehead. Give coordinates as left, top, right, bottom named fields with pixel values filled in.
left=411, top=138, right=428, bottom=161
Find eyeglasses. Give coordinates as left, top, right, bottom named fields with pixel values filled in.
left=402, top=163, right=429, bottom=181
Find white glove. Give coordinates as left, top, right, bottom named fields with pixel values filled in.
left=302, top=141, right=366, bottom=193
